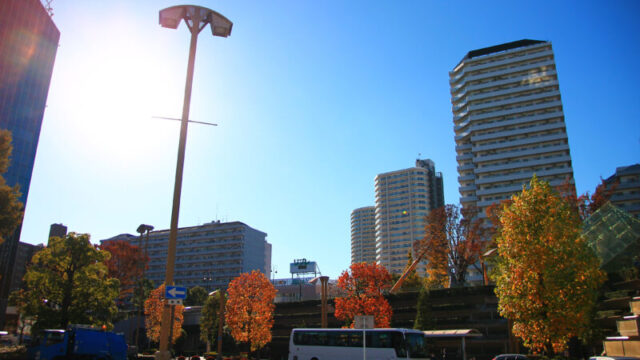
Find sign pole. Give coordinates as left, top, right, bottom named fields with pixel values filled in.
left=363, top=326, right=366, bottom=360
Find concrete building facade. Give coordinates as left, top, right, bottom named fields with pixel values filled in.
left=374, top=159, right=444, bottom=274
left=450, top=39, right=575, bottom=217
left=101, top=221, right=271, bottom=291
left=350, top=206, right=376, bottom=264
left=604, top=164, right=640, bottom=219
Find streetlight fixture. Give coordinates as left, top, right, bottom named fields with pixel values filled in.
left=208, top=289, right=226, bottom=360
left=156, top=5, right=232, bottom=360
left=134, top=224, right=153, bottom=349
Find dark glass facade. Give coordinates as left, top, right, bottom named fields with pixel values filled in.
left=0, top=0, right=60, bottom=327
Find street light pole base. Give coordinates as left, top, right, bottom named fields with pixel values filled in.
left=154, top=350, right=172, bottom=360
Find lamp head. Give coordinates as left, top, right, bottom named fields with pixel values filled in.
left=159, top=5, right=232, bottom=37
left=159, top=6, right=185, bottom=29
left=208, top=10, right=233, bottom=37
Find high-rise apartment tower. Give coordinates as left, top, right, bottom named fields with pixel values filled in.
left=350, top=206, right=376, bottom=264
left=451, top=39, right=575, bottom=216
left=374, top=159, right=444, bottom=274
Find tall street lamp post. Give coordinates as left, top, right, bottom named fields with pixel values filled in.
left=157, top=5, right=232, bottom=360
left=209, top=289, right=226, bottom=360
left=134, top=224, right=153, bottom=350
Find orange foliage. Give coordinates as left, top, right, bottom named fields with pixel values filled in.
left=334, top=263, right=393, bottom=328
left=494, top=177, right=605, bottom=355
left=144, top=284, right=184, bottom=344
left=225, top=270, right=277, bottom=352
left=418, top=205, right=488, bottom=287
left=100, top=240, right=148, bottom=301
left=557, top=176, right=617, bottom=220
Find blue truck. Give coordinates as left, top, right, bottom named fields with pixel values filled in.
left=27, top=325, right=127, bottom=360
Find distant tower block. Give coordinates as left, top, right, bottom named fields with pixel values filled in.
left=48, top=223, right=67, bottom=241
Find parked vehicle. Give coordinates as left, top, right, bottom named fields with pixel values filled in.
left=289, top=328, right=431, bottom=360
left=492, top=354, right=529, bottom=360
left=27, top=324, right=127, bottom=360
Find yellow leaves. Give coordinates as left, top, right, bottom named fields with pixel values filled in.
left=493, top=177, right=606, bottom=355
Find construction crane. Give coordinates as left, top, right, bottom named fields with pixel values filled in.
left=389, top=247, right=428, bottom=294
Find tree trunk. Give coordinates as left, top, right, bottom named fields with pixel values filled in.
left=60, top=267, right=75, bottom=329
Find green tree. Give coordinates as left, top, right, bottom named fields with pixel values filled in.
left=0, top=129, right=24, bottom=246
left=12, top=233, right=120, bottom=331
left=200, top=292, right=224, bottom=349
left=132, top=278, right=154, bottom=310
left=493, top=176, right=606, bottom=355
left=185, top=285, right=208, bottom=306
left=413, top=288, right=434, bottom=330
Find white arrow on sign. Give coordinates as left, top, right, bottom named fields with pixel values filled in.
left=167, top=287, right=186, bottom=298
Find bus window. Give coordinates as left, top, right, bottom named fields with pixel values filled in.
left=406, top=332, right=429, bottom=358
left=349, top=332, right=363, bottom=347
left=368, top=331, right=392, bottom=348
left=392, top=332, right=407, bottom=358
left=326, top=331, right=350, bottom=347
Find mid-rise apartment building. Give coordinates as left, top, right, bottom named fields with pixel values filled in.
left=374, top=159, right=444, bottom=274
left=101, top=221, right=271, bottom=291
left=450, top=39, right=575, bottom=217
left=350, top=206, right=376, bottom=264
left=603, top=164, right=640, bottom=219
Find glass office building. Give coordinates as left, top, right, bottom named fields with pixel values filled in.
left=0, top=0, right=60, bottom=326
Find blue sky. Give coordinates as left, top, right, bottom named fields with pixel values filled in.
left=20, top=1, right=640, bottom=279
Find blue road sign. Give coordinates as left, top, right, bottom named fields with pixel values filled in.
left=166, top=286, right=187, bottom=299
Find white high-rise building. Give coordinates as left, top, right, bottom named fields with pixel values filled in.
left=374, top=159, right=444, bottom=274
left=450, top=39, right=575, bottom=216
left=350, top=206, right=376, bottom=264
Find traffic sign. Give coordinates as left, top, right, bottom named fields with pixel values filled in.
left=354, top=315, right=374, bottom=329
left=166, top=286, right=187, bottom=299
left=167, top=299, right=183, bottom=306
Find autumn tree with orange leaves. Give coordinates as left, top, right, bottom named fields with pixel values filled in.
left=334, top=262, right=393, bottom=328
left=557, top=177, right=617, bottom=221
left=225, top=270, right=277, bottom=353
left=100, top=240, right=147, bottom=303
left=144, top=284, right=184, bottom=344
left=418, top=204, right=488, bottom=287
left=493, top=176, right=605, bottom=355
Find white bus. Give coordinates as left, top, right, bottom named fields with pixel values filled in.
left=288, top=328, right=431, bottom=360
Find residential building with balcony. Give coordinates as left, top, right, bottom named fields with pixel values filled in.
left=100, top=221, right=271, bottom=291
left=450, top=39, right=575, bottom=217
left=350, top=206, right=376, bottom=264
left=374, top=159, right=444, bottom=274
left=603, top=164, right=640, bottom=219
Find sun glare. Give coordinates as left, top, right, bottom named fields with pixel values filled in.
left=58, top=14, right=185, bottom=170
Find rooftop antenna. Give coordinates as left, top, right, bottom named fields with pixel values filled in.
left=42, top=0, right=54, bottom=17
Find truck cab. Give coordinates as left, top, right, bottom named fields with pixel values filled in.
left=27, top=326, right=126, bottom=360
